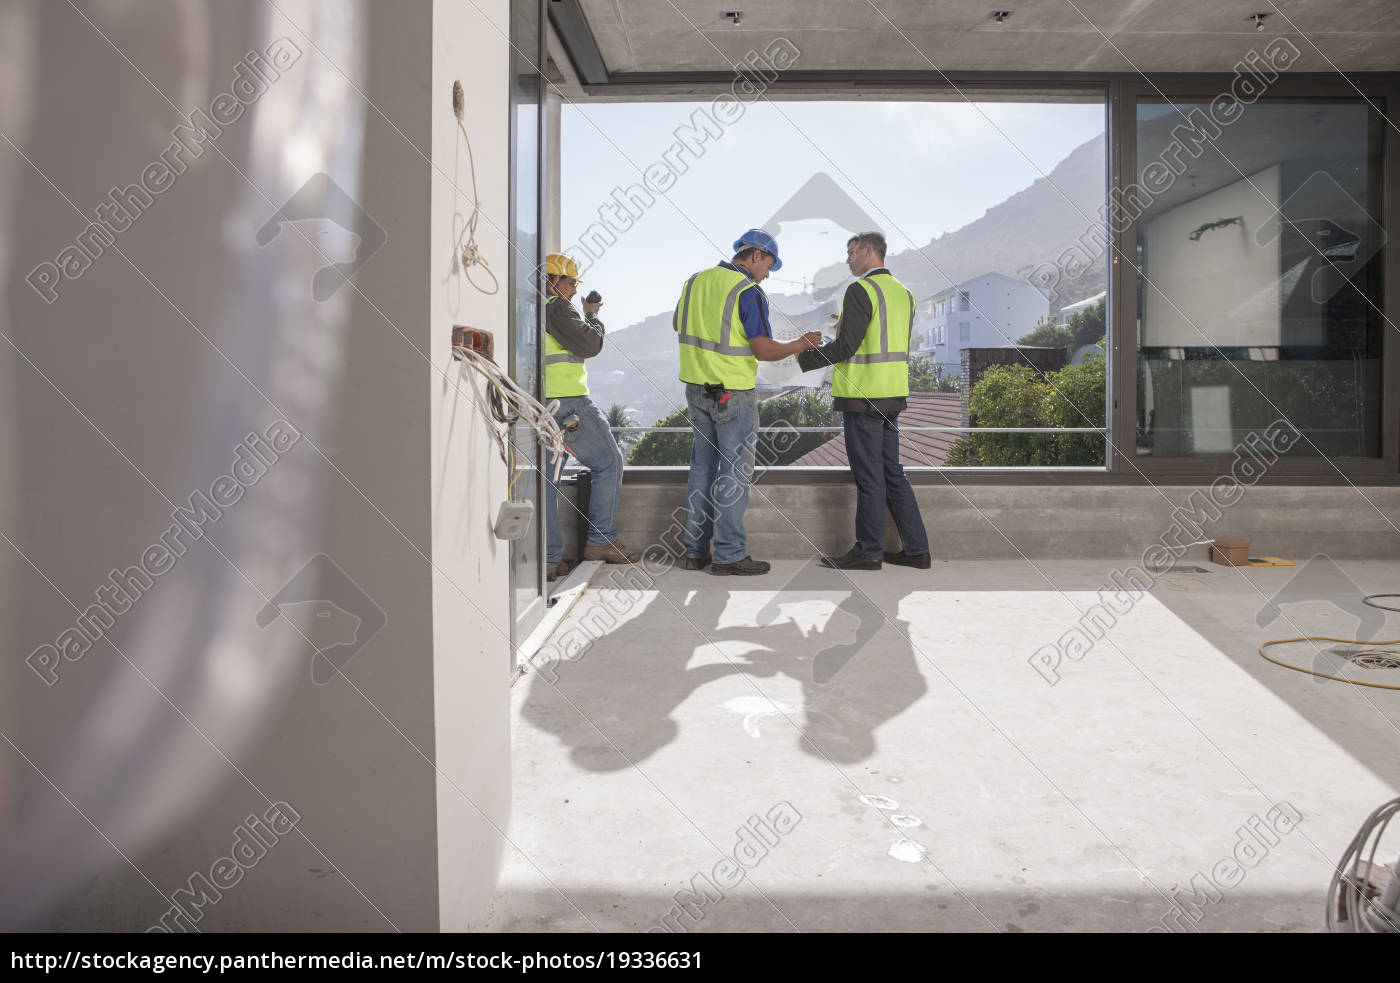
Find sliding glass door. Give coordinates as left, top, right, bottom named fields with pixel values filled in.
left=508, top=0, right=547, bottom=658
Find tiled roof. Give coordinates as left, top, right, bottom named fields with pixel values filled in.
left=790, top=392, right=962, bottom=468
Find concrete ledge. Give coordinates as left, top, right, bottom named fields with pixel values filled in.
left=559, top=482, right=1400, bottom=561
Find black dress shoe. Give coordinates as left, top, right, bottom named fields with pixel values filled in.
left=820, top=549, right=882, bottom=570
left=681, top=554, right=711, bottom=571
left=883, top=550, right=931, bottom=569
left=710, top=555, right=771, bottom=576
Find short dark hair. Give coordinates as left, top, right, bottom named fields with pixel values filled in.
left=733, top=246, right=771, bottom=264
left=847, top=231, right=886, bottom=260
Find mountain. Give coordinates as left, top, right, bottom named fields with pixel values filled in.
left=818, top=133, right=1107, bottom=308
left=583, top=307, right=683, bottom=429
left=588, top=132, right=1109, bottom=427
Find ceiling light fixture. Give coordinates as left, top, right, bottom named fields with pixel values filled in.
left=1250, top=12, right=1267, bottom=32
left=992, top=10, right=1012, bottom=25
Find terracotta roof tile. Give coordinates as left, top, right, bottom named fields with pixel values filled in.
left=791, top=392, right=962, bottom=468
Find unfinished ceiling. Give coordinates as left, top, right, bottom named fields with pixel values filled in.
left=567, top=0, right=1400, bottom=77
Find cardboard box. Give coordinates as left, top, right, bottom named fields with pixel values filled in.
left=1211, top=538, right=1250, bottom=566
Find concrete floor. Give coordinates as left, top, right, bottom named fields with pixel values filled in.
left=485, top=557, right=1400, bottom=933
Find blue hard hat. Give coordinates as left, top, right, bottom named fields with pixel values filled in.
left=732, top=228, right=782, bottom=271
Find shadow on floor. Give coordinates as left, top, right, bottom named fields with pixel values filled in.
left=519, top=559, right=926, bottom=769
left=1143, top=558, right=1400, bottom=789
left=519, top=557, right=1400, bottom=787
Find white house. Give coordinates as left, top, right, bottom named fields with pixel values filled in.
left=1059, top=290, right=1107, bottom=320
left=913, top=272, right=1050, bottom=373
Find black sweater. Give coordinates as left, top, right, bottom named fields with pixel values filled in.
left=797, top=268, right=907, bottom=414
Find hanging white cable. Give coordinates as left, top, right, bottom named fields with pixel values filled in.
left=455, top=345, right=566, bottom=481
left=450, top=115, right=499, bottom=296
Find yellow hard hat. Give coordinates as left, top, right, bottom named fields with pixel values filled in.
left=544, top=253, right=581, bottom=280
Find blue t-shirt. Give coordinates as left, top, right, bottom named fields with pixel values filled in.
left=718, top=261, right=771, bottom=340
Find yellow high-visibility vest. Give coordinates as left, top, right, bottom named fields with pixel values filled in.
left=674, top=266, right=760, bottom=391
left=831, top=272, right=914, bottom=400
left=544, top=295, right=588, bottom=398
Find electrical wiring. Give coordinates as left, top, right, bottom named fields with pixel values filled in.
left=1362, top=593, right=1400, bottom=613
left=450, top=115, right=498, bottom=296
left=1257, top=636, right=1400, bottom=690
left=1327, top=795, right=1400, bottom=933
left=507, top=438, right=523, bottom=501
left=455, top=345, right=567, bottom=490
left=504, top=426, right=538, bottom=502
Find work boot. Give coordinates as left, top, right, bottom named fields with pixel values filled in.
left=546, top=559, right=573, bottom=582
left=681, top=554, right=711, bottom=571
left=583, top=540, right=642, bottom=564
left=883, top=550, right=931, bottom=570
left=710, top=556, right=770, bottom=576
left=820, top=548, right=881, bottom=571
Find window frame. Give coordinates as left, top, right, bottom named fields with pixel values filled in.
left=571, top=71, right=1398, bottom=483
left=1111, top=74, right=1398, bottom=479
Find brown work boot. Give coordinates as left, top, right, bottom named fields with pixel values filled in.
left=583, top=541, right=641, bottom=564
left=546, top=559, right=573, bottom=582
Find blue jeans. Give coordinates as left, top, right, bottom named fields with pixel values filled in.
left=843, top=410, right=929, bottom=559
left=545, top=396, right=623, bottom=565
left=683, top=384, right=758, bottom=565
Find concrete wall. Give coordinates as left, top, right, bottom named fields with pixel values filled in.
left=428, top=0, right=513, bottom=932
left=558, top=480, right=1400, bottom=562
left=1, top=0, right=511, bottom=932
left=1142, top=165, right=1282, bottom=348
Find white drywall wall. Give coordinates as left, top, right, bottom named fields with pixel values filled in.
left=1142, top=165, right=1281, bottom=348
left=0, top=0, right=513, bottom=931
left=429, top=0, right=513, bottom=932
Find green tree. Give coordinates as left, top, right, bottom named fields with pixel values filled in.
left=605, top=403, right=630, bottom=431
left=960, top=364, right=1057, bottom=466
left=605, top=403, right=636, bottom=456
left=627, top=391, right=841, bottom=467
left=944, top=348, right=1106, bottom=467
left=757, top=391, right=840, bottom=464
left=1047, top=350, right=1107, bottom=466
left=627, top=405, right=692, bottom=466
left=908, top=355, right=960, bottom=393
left=1017, top=297, right=1105, bottom=355
left=1065, top=297, right=1107, bottom=353
left=1016, top=322, right=1074, bottom=349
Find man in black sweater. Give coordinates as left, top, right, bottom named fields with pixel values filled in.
left=796, top=233, right=931, bottom=571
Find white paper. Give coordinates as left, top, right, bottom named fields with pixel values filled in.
left=756, top=331, right=833, bottom=389
left=757, top=355, right=829, bottom=389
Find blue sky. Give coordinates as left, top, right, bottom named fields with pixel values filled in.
left=561, top=99, right=1105, bottom=333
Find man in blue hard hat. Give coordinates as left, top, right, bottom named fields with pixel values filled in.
left=673, top=230, right=822, bottom=576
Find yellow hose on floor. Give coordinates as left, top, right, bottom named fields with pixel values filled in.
left=1259, top=636, right=1400, bottom=690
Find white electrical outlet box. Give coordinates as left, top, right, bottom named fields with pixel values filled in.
left=493, top=500, right=534, bottom=541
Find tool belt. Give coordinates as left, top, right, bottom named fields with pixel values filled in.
left=702, top=382, right=731, bottom=407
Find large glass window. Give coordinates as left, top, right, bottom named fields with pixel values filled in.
left=560, top=95, right=1110, bottom=468
left=1134, top=99, right=1385, bottom=458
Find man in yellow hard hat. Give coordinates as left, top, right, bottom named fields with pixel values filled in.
left=674, top=230, right=821, bottom=576
left=542, top=253, right=640, bottom=581
left=797, top=232, right=929, bottom=570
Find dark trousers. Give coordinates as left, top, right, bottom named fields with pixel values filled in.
left=842, top=410, right=929, bottom=559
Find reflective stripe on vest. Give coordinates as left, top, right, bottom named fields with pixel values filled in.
left=544, top=295, right=589, bottom=398
left=675, top=266, right=759, bottom=390
left=831, top=273, right=914, bottom=400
